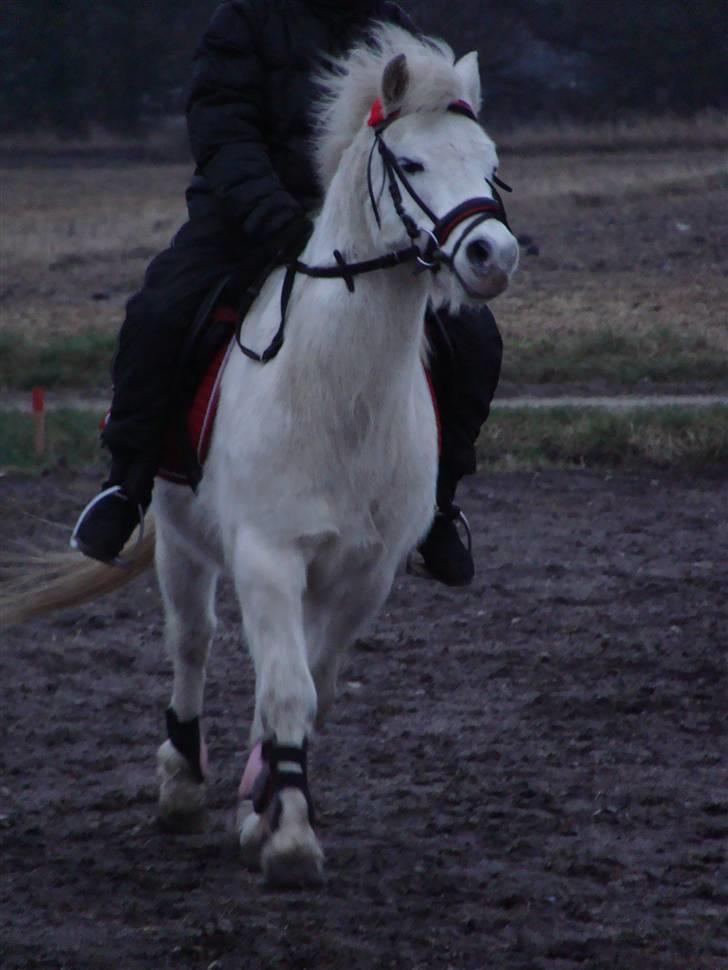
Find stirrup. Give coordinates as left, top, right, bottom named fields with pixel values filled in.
left=454, top=507, right=472, bottom=556
left=70, top=485, right=146, bottom=568
left=436, top=504, right=473, bottom=556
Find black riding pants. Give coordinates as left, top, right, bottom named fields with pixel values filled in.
left=102, top=216, right=263, bottom=460
left=102, top=217, right=502, bottom=504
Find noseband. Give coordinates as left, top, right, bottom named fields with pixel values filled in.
left=237, top=99, right=512, bottom=363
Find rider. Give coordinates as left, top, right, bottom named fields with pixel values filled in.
left=72, top=0, right=503, bottom=586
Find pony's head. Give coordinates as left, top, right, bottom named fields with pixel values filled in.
left=314, top=26, right=519, bottom=306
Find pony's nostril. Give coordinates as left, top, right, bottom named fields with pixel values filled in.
left=467, top=240, right=491, bottom=268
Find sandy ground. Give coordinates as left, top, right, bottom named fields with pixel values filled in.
left=1, top=467, right=726, bottom=970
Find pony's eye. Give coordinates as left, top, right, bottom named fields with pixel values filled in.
left=399, top=158, right=424, bottom=175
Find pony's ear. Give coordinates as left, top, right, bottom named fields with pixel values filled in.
left=381, top=53, right=409, bottom=114
left=455, top=51, right=482, bottom=115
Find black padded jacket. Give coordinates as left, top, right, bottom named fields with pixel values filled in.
left=185, top=0, right=414, bottom=257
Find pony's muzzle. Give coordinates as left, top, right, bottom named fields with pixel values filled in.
left=456, top=225, right=518, bottom=300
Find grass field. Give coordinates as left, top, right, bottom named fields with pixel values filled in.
left=2, top=405, right=726, bottom=474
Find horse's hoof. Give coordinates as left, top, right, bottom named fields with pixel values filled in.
left=158, top=808, right=208, bottom=834
left=260, top=790, right=325, bottom=888
left=157, top=740, right=207, bottom=828
left=237, top=803, right=270, bottom=871
left=262, top=838, right=325, bottom=889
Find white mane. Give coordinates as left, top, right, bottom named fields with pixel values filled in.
left=313, top=24, right=482, bottom=189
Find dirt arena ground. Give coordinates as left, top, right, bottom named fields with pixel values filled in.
left=1, top=466, right=726, bottom=970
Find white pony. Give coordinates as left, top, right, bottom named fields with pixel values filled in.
left=4, top=26, right=519, bottom=887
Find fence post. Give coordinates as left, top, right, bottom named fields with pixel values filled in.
left=32, top=387, right=45, bottom=456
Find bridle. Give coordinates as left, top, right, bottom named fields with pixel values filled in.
left=366, top=99, right=512, bottom=271
left=237, top=98, right=512, bottom=363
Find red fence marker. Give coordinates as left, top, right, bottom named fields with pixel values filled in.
left=32, top=387, right=45, bottom=456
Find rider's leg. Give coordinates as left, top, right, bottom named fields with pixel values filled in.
left=420, top=304, right=503, bottom=585
left=72, top=218, right=243, bottom=562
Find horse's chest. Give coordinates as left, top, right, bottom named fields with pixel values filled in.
left=338, top=404, right=437, bottom=537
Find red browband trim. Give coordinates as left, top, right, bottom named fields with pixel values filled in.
left=448, top=99, right=477, bottom=121
left=436, top=199, right=502, bottom=243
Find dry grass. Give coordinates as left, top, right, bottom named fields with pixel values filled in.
left=3, top=112, right=725, bottom=156
left=0, top=120, right=188, bottom=159
left=0, top=165, right=188, bottom=343
left=478, top=405, right=728, bottom=471
left=497, top=150, right=727, bottom=202
left=495, top=146, right=728, bottom=384
left=3, top=165, right=188, bottom=264
left=496, top=111, right=728, bottom=154
left=0, top=121, right=726, bottom=389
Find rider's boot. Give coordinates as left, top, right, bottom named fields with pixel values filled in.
left=71, top=451, right=153, bottom=564
left=418, top=472, right=474, bottom=586
left=418, top=503, right=474, bottom=587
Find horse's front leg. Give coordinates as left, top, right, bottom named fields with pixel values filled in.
left=155, top=522, right=218, bottom=832
left=307, top=564, right=395, bottom=728
left=233, top=537, right=323, bottom=887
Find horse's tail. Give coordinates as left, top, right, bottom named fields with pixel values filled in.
left=0, top=521, right=156, bottom=628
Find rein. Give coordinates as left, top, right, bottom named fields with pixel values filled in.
left=236, top=99, right=512, bottom=364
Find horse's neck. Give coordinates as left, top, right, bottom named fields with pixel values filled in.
left=279, top=173, right=430, bottom=405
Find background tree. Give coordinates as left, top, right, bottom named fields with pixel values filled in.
left=524, top=0, right=728, bottom=116
left=0, top=0, right=725, bottom=136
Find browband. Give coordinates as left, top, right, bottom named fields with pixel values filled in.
left=368, top=97, right=477, bottom=129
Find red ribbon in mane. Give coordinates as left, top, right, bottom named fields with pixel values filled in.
left=367, top=97, right=386, bottom=127
left=367, top=96, right=476, bottom=128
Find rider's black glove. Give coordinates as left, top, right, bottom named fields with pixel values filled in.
left=265, top=213, right=314, bottom=265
